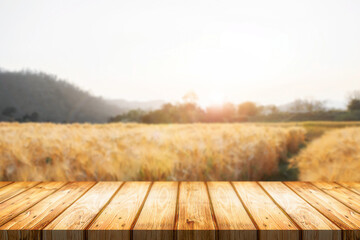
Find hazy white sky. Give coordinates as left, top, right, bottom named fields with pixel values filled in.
left=0, top=0, right=359, bottom=106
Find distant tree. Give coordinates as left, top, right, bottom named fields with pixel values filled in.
left=182, top=91, right=198, bottom=104
left=2, top=107, right=17, bottom=117
left=221, top=103, right=237, bottom=122
left=347, top=90, right=360, bottom=101
left=20, top=114, right=31, bottom=122
left=205, top=105, right=224, bottom=122
left=109, top=109, right=145, bottom=122
left=347, top=90, right=360, bottom=111
left=260, top=105, right=279, bottom=115
left=178, top=102, right=204, bottom=123
left=29, top=112, right=39, bottom=121
left=238, top=102, right=258, bottom=117
left=268, top=105, right=279, bottom=114
left=289, top=99, right=305, bottom=113
left=304, top=100, right=326, bottom=112
left=288, top=99, right=326, bottom=113
left=348, top=99, right=360, bottom=111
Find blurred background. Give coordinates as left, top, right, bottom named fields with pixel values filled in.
left=0, top=0, right=359, bottom=182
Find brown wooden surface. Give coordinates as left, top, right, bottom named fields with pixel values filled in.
left=0, top=182, right=39, bottom=204
left=207, top=182, right=256, bottom=240
left=0, top=182, right=65, bottom=227
left=43, top=182, right=122, bottom=240
left=0, top=181, right=358, bottom=240
left=0, top=182, right=94, bottom=240
left=233, top=182, right=299, bottom=240
left=285, top=182, right=360, bottom=240
left=338, top=182, right=360, bottom=195
left=260, top=181, right=341, bottom=240
left=133, top=182, right=177, bottom=240
left=313, top=182, right=360, bottom=211
left=88, top=181, right=151, bottom=240
left=177, top=182, right=216, bottom=240
left=0, top=182, right=12, bottom=191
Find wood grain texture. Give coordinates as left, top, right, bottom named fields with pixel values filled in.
left=260, top=181, right=341, bottom=240
left=0, top=182, right=65, bottom=228
left=286, top=181, right=360, bottom=240
left=207, top=182, right=257, bottom=240
left=0, top=182, right=94, bottom=240
left=338, top=182, right=360, bottom=195
left=43, top=182, right=122, bottom=240
left=88, top=181, right=151, bottom=240
left=232, top=182, right=299, bottom=240
left=314, top=182, right=360, bottom=211
left=133, top=182, right=177, bottom=240
left=0, top=182, right=39, bottom=204
left=0, top=181, right=355, bottom=240
left=0, top=182, right=12, bottom=190
left=177, top=182, right=216, bottom=240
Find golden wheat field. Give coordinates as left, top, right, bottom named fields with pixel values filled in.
left=291, top=127, right=360, bottom=181
left=255, top=121, right=360, bottom=140
left=0, top=122, right=305, bottom=181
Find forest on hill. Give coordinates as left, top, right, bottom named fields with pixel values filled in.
left=0, top=69, right=122, bottom=123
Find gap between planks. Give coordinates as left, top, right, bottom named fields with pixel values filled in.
left=129, top=182, right=154, bottom=240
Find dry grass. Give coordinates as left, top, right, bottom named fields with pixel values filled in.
left=255, top=121, right=360, bottom=140
left=0, top=123, right=305, bottom=181
left=291, top=127, right=360, bottom=181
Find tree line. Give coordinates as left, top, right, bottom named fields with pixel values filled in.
left=1, top=106, right=40, bottom=122
left=109, top=91, right=360, bottom=123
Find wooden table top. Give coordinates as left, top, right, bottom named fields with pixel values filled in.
left=0, top=181, right=359, bottom=240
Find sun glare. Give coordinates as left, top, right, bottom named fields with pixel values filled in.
left=200, top=92, right=226, bottom=107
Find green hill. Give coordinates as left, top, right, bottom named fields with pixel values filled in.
left=0, top=69, right=122, bottom=123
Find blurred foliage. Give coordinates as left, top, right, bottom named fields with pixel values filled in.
left=109, top=100, right=360, bottom=124
left=348, top=99, right=360, bottom=112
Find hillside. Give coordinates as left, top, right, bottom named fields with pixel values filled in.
left=0, top=70, right=123, bottom=123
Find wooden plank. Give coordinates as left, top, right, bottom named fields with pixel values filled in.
left=232, top=182, right=299, bottom=240
left=176, top=182, right=216, bottom=240
left=313, top=182, right=360, bottom=211
left=133, top=182, right=177, bottom=240
left=338, top=182, right=360, bottom=195
left=0, top=182, right=39, bottom=204
left=43, top=181, right=122, bottom=240
left=0, top=182, right=65, bottom=227
left=207, top=182, right=257, bottom=240
left=0, top=182, right=95, bottom=240
left=286, top=181, right=360, bottom=239
left=88, top=181, right=151, bottom=240
left=260, top=181, right=341, bottom=240
left=0, top=182, right=12, bottom=190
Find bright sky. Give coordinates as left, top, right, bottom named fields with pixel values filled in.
left=0, top=0, right=359, bottom=107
